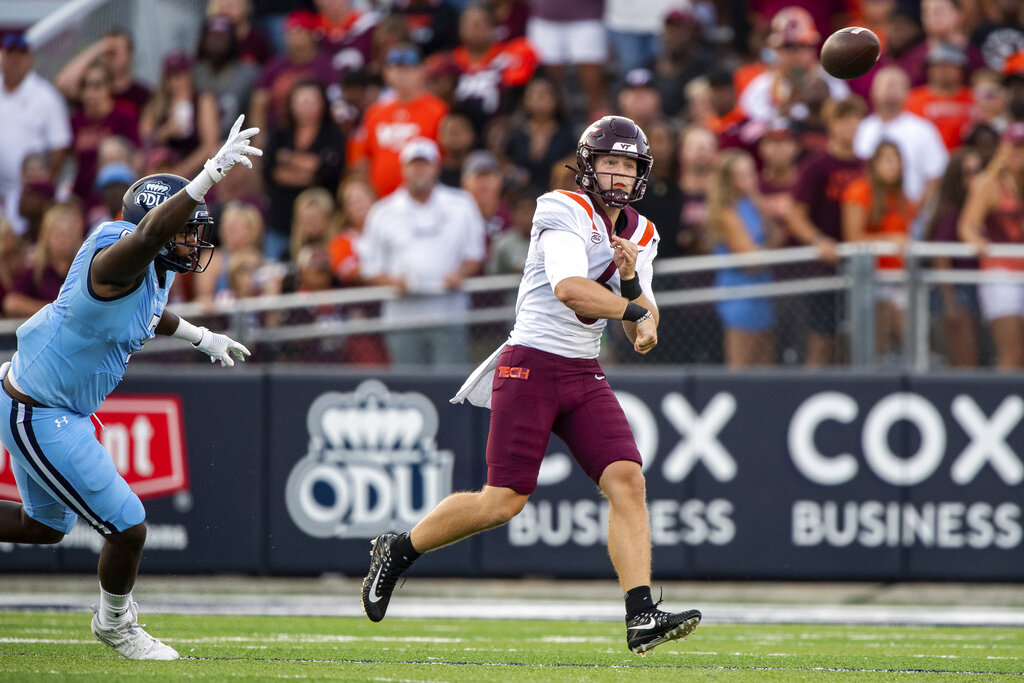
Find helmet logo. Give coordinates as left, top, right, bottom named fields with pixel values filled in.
left=194, top=210, right=210, bottom=221
left=134, top=181, right=172, bottom=211
left=612, top=142, right=638, bottom=152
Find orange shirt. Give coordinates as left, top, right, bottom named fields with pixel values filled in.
left=328, top=229, right=361, bottom=285
left=842, top=178, right=916, bottom=270
left=904, top=86, right=974, bottom=150
left=346, top=92, right=449, bottom=197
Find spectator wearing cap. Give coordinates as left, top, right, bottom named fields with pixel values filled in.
left=740, top=6, right=851, bottom=123
left=139, top=52, right=219, bottom=179
left=429, top=3, right=537, bottom=136
left=358, top=136, right=486, bottom=366
left=0, top=31, right=71, bottom=236
left=604, top=0, right=689, bottom=78
left=461, top=150, right=509, bottom=240
left=897, top=0, right=986, bottom=88
left=905, top=42, right=975, bottom=149
left=617, top=69, right=664, bottom=135
left=195, top=15, right=262, bottom=139
left=748, top=0, right=848, bottom=55
left=1003, top=50, right=1024, bottom=118
left=527, top=0, right=609, bottom=118
left=55, top=27, right=151, bottom=118
left=787, top=95, right=867, bottom=366
left=206, top=0, right=273, bottom=65
left=647, top=6, right=717, bottom=119
left=390, top=0, right=461, bottom=57
left=347, top=43, right=449, bottom=198
left=958, top=121, right=1024, bottom=369
left=854, top=65, right=948, bottom=204
left=315, top=0, right=379, bottom=76
left=503, top=74, right=575, bottom=193
left=88, top=161, right=136, bottom=230
left=248, top=9, right=337, bottom=145
left=263, top=79, right=345, bottom=261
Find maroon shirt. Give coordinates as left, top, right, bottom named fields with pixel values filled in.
left=792, top=151, right=863, bottom=242
left=12, top=265, right=66, bottom=305
left=256, top=53, right=338, bottom=129
left=70, top=109, right=140, bottom=207
left=112, top=81, right=151, bottom=119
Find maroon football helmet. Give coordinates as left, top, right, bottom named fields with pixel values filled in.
left=574, top=115, right=653, bottom=208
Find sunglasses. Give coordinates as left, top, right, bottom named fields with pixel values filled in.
left=387, top=49, right=421, bottom=66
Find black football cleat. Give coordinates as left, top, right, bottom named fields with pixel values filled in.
left=626, top=603, right=701, bottom=655
left=361, top=533, right=407, bottom=622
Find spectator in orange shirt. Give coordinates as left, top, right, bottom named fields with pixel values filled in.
left=905, top=42, right=975, bottom=150
left=347, top=44, right=449, bottom=197
left=841, top=140, right=917, bottom=358
left=435, top=3, right=537, bottom=136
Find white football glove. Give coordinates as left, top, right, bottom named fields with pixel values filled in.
left=193, top=327, right=251, bottom=367
left=185, top=115, right=262, bottom=200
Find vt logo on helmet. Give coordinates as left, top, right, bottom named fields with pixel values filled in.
left=121, top=173, right=215, bottom=273
left=575, top=115, right=653, bottom=208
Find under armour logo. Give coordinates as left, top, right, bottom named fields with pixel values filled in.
left=54, top=416, right=68, bottom=428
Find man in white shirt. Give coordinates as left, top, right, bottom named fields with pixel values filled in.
left=0, top=32, right=72, bottom=235
left=360, top=116, right=702, bottom=656
left=358, top=137, right=486, bottom=366
left=854, top=65, right=948, bottom=203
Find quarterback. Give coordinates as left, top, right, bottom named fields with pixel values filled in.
left=361, top=115, right=701, bottom=655
left=0, top=116, right=260, bottom=659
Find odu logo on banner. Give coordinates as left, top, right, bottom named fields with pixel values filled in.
left=285, top=380, right=454, bottom=538
left=134, top=181, right=172, bottom=210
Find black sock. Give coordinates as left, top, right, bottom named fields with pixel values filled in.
left=392, top=532, right=421, bottom=568
left=624, top=585, right=654, bottom=619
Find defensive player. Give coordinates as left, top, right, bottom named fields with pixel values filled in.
left=0, top=115, right=261, bottom=660
left=361, top=115, right=701, bottom=655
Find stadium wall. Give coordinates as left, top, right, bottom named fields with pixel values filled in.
left=1, top=367, right=1021, bottom=581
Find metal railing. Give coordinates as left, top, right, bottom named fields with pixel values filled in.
left=0, top=241, right=1019, bottom=371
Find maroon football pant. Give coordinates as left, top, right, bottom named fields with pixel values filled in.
left=485, top=344, right=642, bottom=494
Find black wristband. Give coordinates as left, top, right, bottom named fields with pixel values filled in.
left=622, top=301, right=650, bottom=323
left=620, top=275, right=643, bottom=301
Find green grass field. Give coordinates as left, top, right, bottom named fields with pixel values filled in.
left=1, top=611, right=1023, bottom=681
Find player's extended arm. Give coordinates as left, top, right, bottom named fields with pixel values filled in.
left=91, top=115, right=262, bottom=294
left=157, top=309, right=251, bottom=367
left=544, top=230, right=657, bottom=354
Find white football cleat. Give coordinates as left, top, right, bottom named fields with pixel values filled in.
left=91, top=601, right=180, bottom=660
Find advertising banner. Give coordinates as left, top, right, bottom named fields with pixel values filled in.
left=2, top=368, right=1021, bottom=581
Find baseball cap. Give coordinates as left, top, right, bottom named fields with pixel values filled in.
left=1, top=31, right=29, bottom=51
left=162, top=51, right=192, bottom=74
left=462, top=150, right=499, bottom=176
left=760, top=117, right=795, bottom=141
left=927, top=42, right=967, bottom=67
left=624, top=68, right=656, bottom=89
left=769, top=6, right=820, bottom=48
left=285, top=9, right=319, bottom=32
left=1004, top=50, right=1024, bottom=82
left=387, top=45, right=422, bottom=66
left=664, top=6, right=697, bottom=25
left=94, top=162, right=136, bottom=190
left=400, top=137, right=440, bottom=164
left=205, top=15, right=234, bottom=35
left=1004, top=121, right=1024, bottom=144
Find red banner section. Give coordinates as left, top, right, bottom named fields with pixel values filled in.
left=0, top=395, right=189, bottom=502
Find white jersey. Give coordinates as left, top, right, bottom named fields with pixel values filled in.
left=508, top=189, right=659, bottom=359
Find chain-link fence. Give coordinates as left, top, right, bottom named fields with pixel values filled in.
left=0, top=242, right=1019, bottom=371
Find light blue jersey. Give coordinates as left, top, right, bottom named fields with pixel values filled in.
left=10, top=221, right=175, bottom=415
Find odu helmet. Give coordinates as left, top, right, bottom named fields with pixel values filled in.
left=575, top=115, right=653, bottom=208
left=121, top=173, right=215, bottom=274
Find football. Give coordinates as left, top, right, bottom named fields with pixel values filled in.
left=819, top=27, right=881, bottom=80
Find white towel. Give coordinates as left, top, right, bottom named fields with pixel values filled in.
left=450, top=342, right=508, bottom=409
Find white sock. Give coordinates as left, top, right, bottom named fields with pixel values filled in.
left=100, top=587, right=131, bottom=627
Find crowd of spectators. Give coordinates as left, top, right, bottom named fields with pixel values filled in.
left=1, top=0, right=1023, bottom=368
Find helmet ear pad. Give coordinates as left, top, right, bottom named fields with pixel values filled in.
left=575, top=116, right=653, bottom=207
left=120, top=173, right=216, bottom=273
